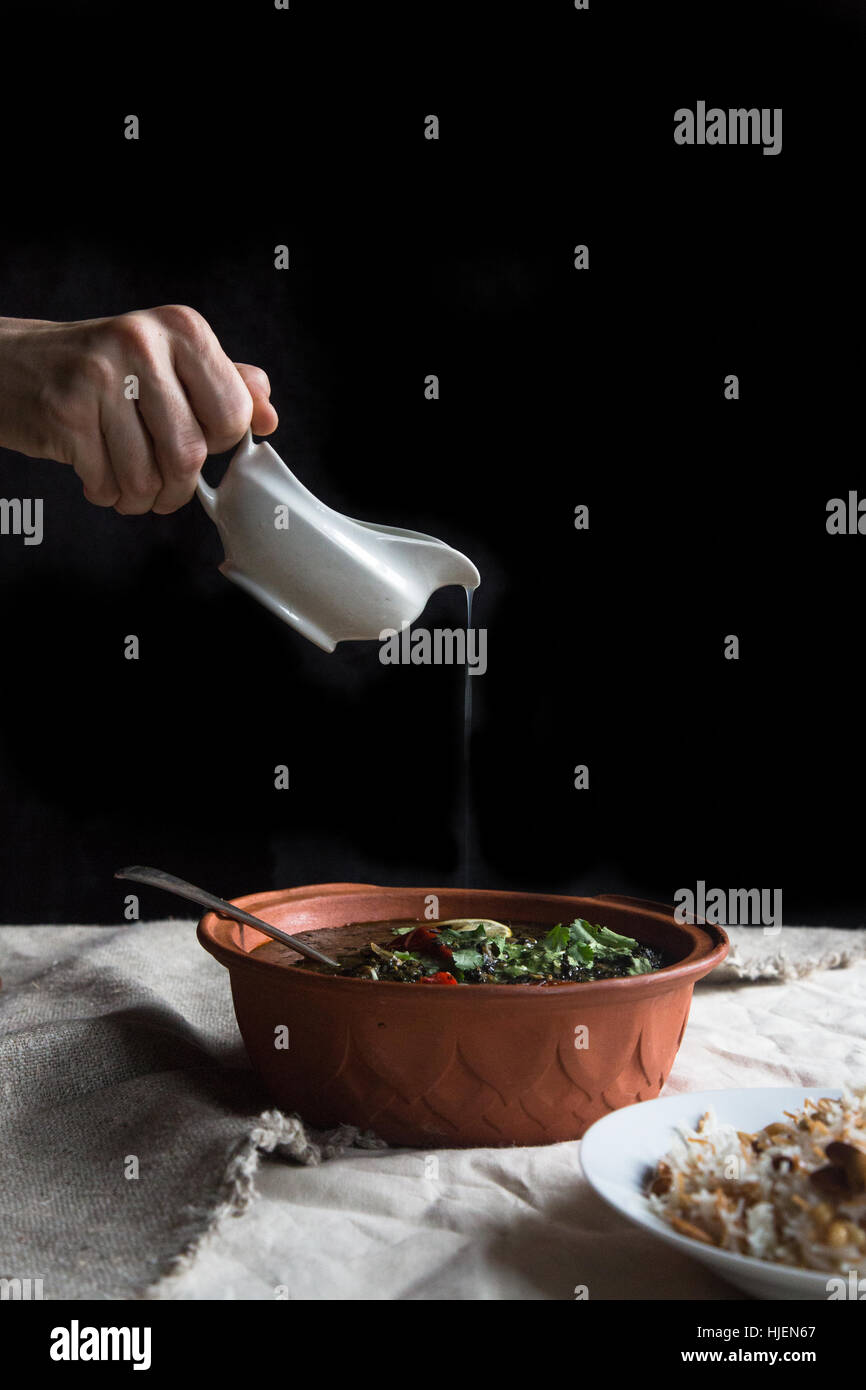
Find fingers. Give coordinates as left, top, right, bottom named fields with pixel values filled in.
left=134, top=369, right=208, bottom=515
left=161, top=306, right=254, bottom=453
left=72, top=434, right=121, bottom=509
left=235, top=363, right=279, bottom=436
left=101, top=401, right=162, bottom=515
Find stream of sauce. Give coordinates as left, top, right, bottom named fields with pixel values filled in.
left=462, top=585, right=474, bottom=887
left=255, top=584, right=479, bottom=970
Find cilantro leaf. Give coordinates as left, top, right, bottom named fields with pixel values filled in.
left=450, top=947, right=485, bottom=972
left=543, top=923, right=571, bottom=954
left=587, top=922, right=642, bottom=954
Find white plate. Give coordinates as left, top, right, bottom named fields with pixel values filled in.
left=580, top=1086, right=856, bottom=1301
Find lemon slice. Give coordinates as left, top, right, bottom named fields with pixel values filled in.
left=437, top=918, right=512, bottom=939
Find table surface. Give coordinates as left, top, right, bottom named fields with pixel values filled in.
left=152, top=957, right=866, bottom=1300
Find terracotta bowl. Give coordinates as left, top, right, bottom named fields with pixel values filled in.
left=197, top=885, right=728, bottom=1149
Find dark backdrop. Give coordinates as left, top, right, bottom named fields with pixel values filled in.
left=0, top=1, right=862, bottom=924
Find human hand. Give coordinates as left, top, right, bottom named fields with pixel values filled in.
left=0, top=305, right=279, bottom=514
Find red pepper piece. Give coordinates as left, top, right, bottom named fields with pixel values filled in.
left=420, top=971, right=458, bottom=986
left=389, top=926, right=454, bottom=965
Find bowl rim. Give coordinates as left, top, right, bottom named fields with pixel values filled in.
left=197, top=884, right=729, bottom=997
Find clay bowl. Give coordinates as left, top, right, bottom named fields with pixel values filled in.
left=197, top=885, right=728, bottom=1149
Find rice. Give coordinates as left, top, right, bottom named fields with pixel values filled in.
left=647, top=1087, right=866, bottom=1273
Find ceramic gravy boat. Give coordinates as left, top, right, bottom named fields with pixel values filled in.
left=196, top=430, right=480, bottom=652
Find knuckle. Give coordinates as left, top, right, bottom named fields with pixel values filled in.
left=162, top=437, right=207, bottom=476
left=242, top=364, right=270, bottom=393
left=83, top=482, right=120, bottom=508
left=156, top=303, right=205, bottom=338
left=107, top=313, right=151, bottom=354
left=124, top=473, right=161, bottom=503
left=208, top=402, right=252, bottom=453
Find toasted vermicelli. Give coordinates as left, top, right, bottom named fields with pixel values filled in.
left=647, top=1088, right=866, bottom=1273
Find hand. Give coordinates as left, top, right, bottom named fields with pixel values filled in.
left=0, top=305, right=279, bottom=514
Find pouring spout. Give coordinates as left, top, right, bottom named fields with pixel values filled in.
left=435, top=546, right=480, bottom=595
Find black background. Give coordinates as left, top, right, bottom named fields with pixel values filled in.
left=0, top=0, right=862, bottom=925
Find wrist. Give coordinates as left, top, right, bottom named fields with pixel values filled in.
left=0, top=317, right=62, bottom=458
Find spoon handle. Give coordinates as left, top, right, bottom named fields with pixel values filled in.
left=114, top=865, right=339, bottom=968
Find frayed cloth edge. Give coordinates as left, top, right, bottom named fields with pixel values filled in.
left=141, top=1109, right=386, bottom=1299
